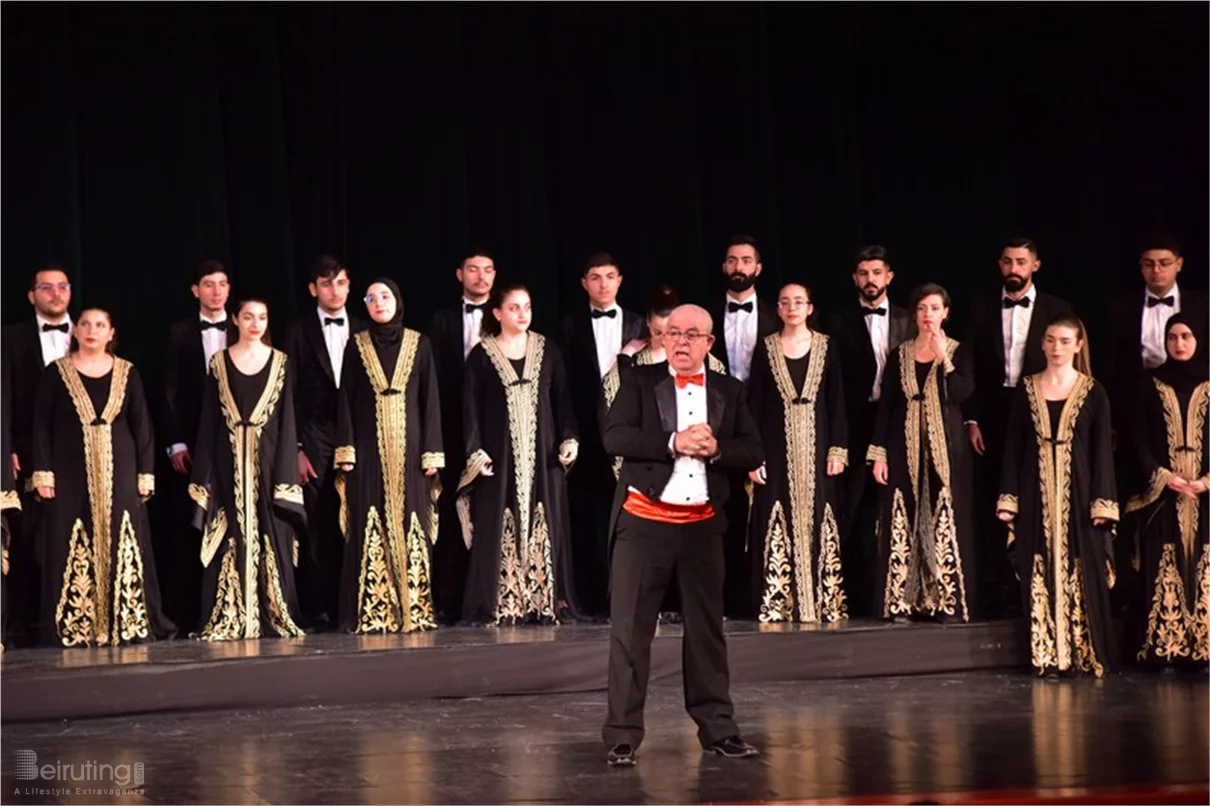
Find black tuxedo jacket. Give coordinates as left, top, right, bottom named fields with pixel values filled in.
left=603, top=363, right=763, bottom=539
left=429, top=304, right=473, bottom=478
left=162, top=315, right=240, bottom=450
left=2, top=320, right=50, bottom=474
left=285, top=312, right=368, bottom=461
left=709, top=296, right=779, bottom=376
left=825, top=301, right=913, bottom=446
left=961, top=289, right=1071, bottom=424
left=560, top=306, right=645, bottom=455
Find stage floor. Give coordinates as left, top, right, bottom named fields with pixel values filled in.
left=2, top=671, right=1206, bottom=805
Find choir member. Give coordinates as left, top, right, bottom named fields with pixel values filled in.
left=284, top=255, right=367, bottom=628
left=747, top=284, right=848, bottom=624
left=560, top=253, right=644, bottom=617
left=1, top=349, right=21, bottom=650
left=428, top=250, right=496, bottom=623
left=998, top=313, right=1119, bottom=677
left=869, top=283, right=976, bottom=622
left=826, top=246, right=912, bottom=616
left=603, top=304, right=763, bottom=766
left=1127, top=314, right=1208, bottom=669
left=457, top=284, right=580, bottom=625
left=188, top=298, right=307, bottom=640
left=161, top=260, right=236, bottom=632
left=30, top=308, right=175, bottom=646
left=334, top=279, right=444, bottom=633
left=963, top=238, right=1071, bottom=616
left=2, top=265, right=75, bottom=644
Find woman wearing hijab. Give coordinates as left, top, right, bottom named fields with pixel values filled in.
left=334, top=278, right=444, bottom=634
left=1127, top=313, right=1209, bottom=669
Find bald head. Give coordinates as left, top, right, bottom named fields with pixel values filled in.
left=666, top=304, right=715, bottom=374
left=668, top=304, right=712, bottom=334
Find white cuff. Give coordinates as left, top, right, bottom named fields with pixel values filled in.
left=168, top=443, right=188, bottom=457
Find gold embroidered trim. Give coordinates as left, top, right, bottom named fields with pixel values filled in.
left=334, top=446, right=356, bottom=466
left=1138, top=543, right=1193, bottom=663
left=1067, top=564, right=1104, bottom=677
left=866, top=446, right=887, bottom=464
left=262, top=533, right=304, bottom=637
left=816, top=503, right=847, bottom=622
left=0, top=490, right=20, bottom=512
left=111, top=510, right=150, bottom=645
left=136, top=473, right=155, bottom=497
left=406, top=511, right=436, bottom=630
left=1193, top=551, right=1209, bottom=663
left=273, top=483, right=304, bottom=507
left=1154, top=380, right=1208, bottom=577
left=198, top=537, right=245, bottom=641
left=457, top=493, right=474, bottom=549
left=421, top=451, right=445, bottom=470
left=997, top=494, right=1019, bottom=515
left=826, top=447, right=848, bottom=467
left=883, top=488, right=911, bottom=617
left=1126, top=467, right=1171, bottom=514
left=458, top=448, right=493, bottom=492
left=54, top=518, right=97, bottom=647
left=1029, top=554, right=1057, bottom=671
left=30, top=470, right=55, bottom=489
left=335, top=473, right=348, bottom=540
left=758, top=501, right=793, bottom=623
left=200, top=507, right=227, bottom=568
left=188, top=482, right=210, bottom=511
left=1089, top=498, right=1119, bottom=522
left=707, top=352, right=727, bottom=374
left=602, top=361, right=622, bottom=413
left=357, top=506, right=402, bottom=633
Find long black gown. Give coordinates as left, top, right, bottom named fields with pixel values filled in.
left=334, top=329, right=444, bottom=634
left=1126, top=377, right=1208, bottom=666
left=458, top=333, right=580, bottom=625
left=31, top=357, right=174, bottom=647
left=999, top=374, right=1119, bottom=677
left=189, top=349, right=306, bottom=640
left=747, top=333, right=849, bottom=623
left=1, top=351, right=19, bottom=647
left=867, top=341, right=976, bottom=622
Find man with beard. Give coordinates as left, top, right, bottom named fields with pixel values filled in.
left=962, top=238, right=1070, bottom=616
left=826, top=246, right=912, bottom=616
left=710, top=235, right=777, bottom=618
left=2, top=265, right=74, bottom=644
left=428, top=249, right=496, bottom=622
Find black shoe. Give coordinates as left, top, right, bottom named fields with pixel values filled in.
left=705, top=736, right=759, bottom=759
left=607, top=744, right=637, bottom=767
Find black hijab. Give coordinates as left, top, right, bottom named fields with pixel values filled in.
left=365, top=277, right=404, bottom=348
left=1151, top=312, right=1209, bottom=396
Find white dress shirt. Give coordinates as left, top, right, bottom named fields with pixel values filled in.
left=462, top=297, right=486, bottom=360
left=1001, top=284, right=1038, bottom=387
left=1141, top=284, right=1182, bottom=370
left=319, top=306, right=350, bottom=387
left=861, top=300, right=890, bottom=402
left=659, top=365, right=710, bottom=506
left=35, top=314, right=73, bottom=366
left=590, top=303, right=623, bottom=380
left=723, top=293, right=759, bottom=382
left=200, top=312, right=228, bottom=372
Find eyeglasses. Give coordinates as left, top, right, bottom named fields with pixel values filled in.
left=665, top=329, right=709, bottom=344
left=778, top=299, right=810, bottom=309
left=364, top=292, right=394, bottom=304
left=35, top=282, right=71, bottom=293
left=1141, top=259, right=1178, bottom=269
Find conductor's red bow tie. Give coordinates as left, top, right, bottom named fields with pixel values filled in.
left=675, top=372, right=705, bottom=389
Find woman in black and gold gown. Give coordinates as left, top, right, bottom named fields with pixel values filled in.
left=868, top=283, right=976, bottom=623
left=458, top=284, right=581, bottom=625
left=748, top=283, right=848, bottom=624
left=31, top=308, right=174, bottom=647
left=1127, top=313, right=1208, bottom=669
left=998, top=313, right=1118, bottom=677
left=189, top=298, right=307, bottom=640
left=335, top=278, right=444, bottom=634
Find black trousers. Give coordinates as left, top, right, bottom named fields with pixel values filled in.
left=839, top=447, right=878, bottom=618
left=971, top=387, right=1019, bottom=618
left=300, top=449, right=342, bottom=625
left=603, top=511, right=739, bottom=749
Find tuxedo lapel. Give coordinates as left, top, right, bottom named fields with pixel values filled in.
left=705, top=376, right=725, bottom=436
left=991, top=299, right=1007, bottom=374
left=757, top=300, right=778, bottom=338
left=889, top=306, right=911, bottom=350
left=305, top=315, right=335, bottom=382
left=1022, top=297, right=1050, bottom=371
left=713, top=302, right=730, bottom=372
left=654, top=374, right=678, bottom=435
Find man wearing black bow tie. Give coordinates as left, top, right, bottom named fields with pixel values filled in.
left=962, top=238, right=1070, bottom=615
left=1, top=265, right=75, bottom=644
left=285, top=255, right=368, bottom=627
left=559, top=252, right=645, bottom=617
left=825, top=245, right=912, bottom=615
left=428, top=249, right=497, bottom=622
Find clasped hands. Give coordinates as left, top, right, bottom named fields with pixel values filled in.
left=1166, top=472, right=1207, bottom=500
left=674, top=424, right=718, bottom=459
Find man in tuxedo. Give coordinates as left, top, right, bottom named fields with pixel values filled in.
left=602, top=304, right=762, bottom=766
left=2, top=265, right=74, bottom=644
left=161, top=259, right=236, bottom=632
left=826, top=245, right=911, bottom=617
left=962, top=238, right=1071, bottom=616
left=709, top=235, right=778, bottom=618
left=285, top=255, right=367, bottom=628
left=559, top=252, right=644, bottom=617
left=428, top=249, right=496, bottom=623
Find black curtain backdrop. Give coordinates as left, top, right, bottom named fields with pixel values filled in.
left=4, top=1, right=1206, bottom=397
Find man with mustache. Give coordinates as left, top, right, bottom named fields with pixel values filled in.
left=826, top=245, right=912, bottom=616
left=962, top=237, right=1070, bottom=617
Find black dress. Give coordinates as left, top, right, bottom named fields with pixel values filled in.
left=1126, top=378, right=1208, bottom=667
left=867, top=342, right=976, bottom=622
left=747, top=333, right=849, bottom=624
left=189, top=349, right=307, bottom=640
left=31, top=358, right=174, bottom=646
left=334, top=329, right=444, bottom=634
left=457, top=333, right=580, bottom=624
left=999, top=374, right=1119, bottom=677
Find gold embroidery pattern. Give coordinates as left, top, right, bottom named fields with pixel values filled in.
left=334, top=446, right=356, bottom=466
left=1192, top=551, right=1209, bottom=663
left=29, top=470, right=55, bottom=489
left=200, top=507, right=227, bottom=568
left=199, top=537, right=245, bottom=641
left=356, top=507, right=402, bottom=633
left=932, top=487, right=966, bottom=620
left=274, top=484, right=304, bottom=506
left=1155, top=381, right=1209, bottom=578
left=262, top=534, right=304, bottom=637
left=1090, top=499, right=1119, bottom=522
left=1029, top=554, right=1057, bottom=671
left=188, top=482, right=210, bottom=511
left=758, top=501, right=793, bottom=623
left=816, top=503, right=847, bottom=622
left=335, top=474, right=349, bottom=540
left=525, top=503, right=556, bottom=620
left=1126, top=467, right=1172, bottom=514
left=0, top=490, right=20, bottom=511
left=827, top=447, right=848, bottom=467
left=997, top=494, right=1019, bottom=515
left=111, top=510, right=150, bottom=645
left=883, top=489, right=911, bottom=617
left=494, top=508, right=524, bottom=624
left=421, top=452, right=445, bottom=469
left=1138, top=543, right=1192, bottom=663
left=866, top=446, right=887, bottom=464
left=407, top=511, right=437, bottom=629
left=456, top=493, right=474, bottom=549
left=54, top=519, right=96, bottom=647
left=137, top=473, right=155, bottom=497
left=1067, top=565, right=1104, bottom=677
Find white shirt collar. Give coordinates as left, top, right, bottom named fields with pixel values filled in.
left=668, top=363, right=705, bottom=378
left=199, top=310, right=227, bottom=324
left=35, top=313, right=72, bottom=330
left=1002, top=283, right=1038, bottom=303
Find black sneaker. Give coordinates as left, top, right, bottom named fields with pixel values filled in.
left=705, top=736, right=760, bottom=759
left=607, top=744, right=637, bottom=767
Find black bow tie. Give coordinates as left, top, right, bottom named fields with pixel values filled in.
left=324, top=317, right=344, bottom=327
left=465, top=303, right=487, bottom=314
left=1147, top=295, right=1175, bottom=308
left=862, top=307, right=887, bottom=317
left=199, top=320, right=227, bottom=331
left=1003, top=297, right=1032, bottom=309
left=41, top=322, right=69, bottom=333
left=728, top=301, right=754, bottom=314
left=591, top=308, right=617, bottom=319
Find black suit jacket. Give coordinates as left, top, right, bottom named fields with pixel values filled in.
left=1, top=320, right=48, bottom=476
left=429, top=303, right=476, bottom=480
left=162, top=315, right=239, bottom=450
left=710, top=296, right=779, bottom=376
left=962, top=289, right=1071, bottom=425
left=603, top=363, right=764, bottom=540
left=285, top=312, right=368, bottom=462
left=825, top=301, right=913, bottom=448
left=559, top=306, right=645, bottom=455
